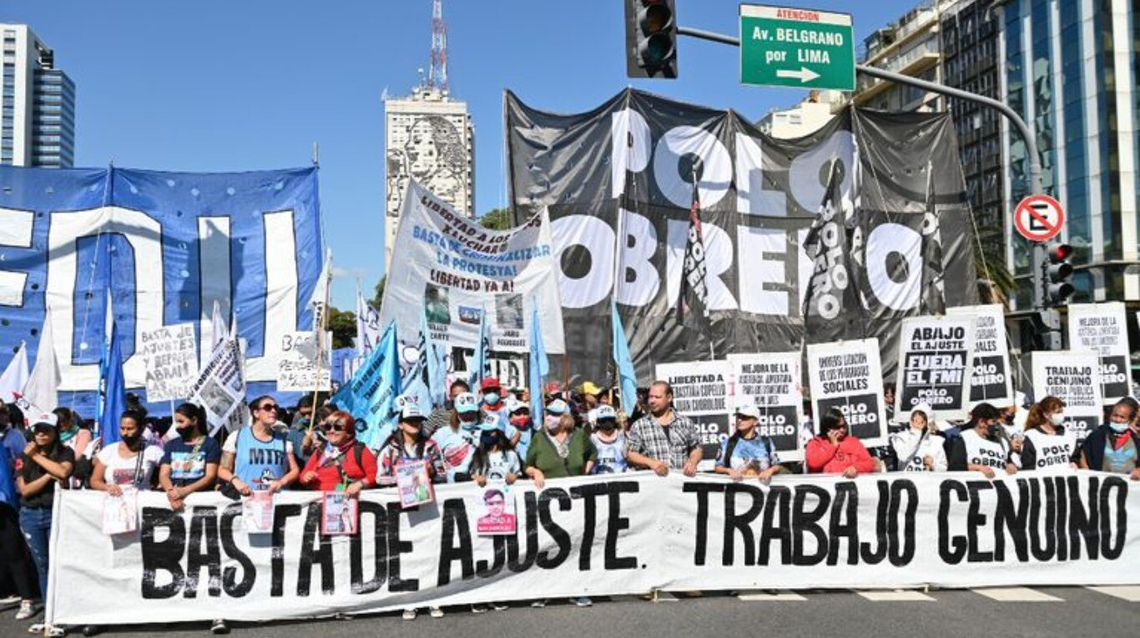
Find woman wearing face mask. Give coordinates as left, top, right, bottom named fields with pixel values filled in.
left=91, top=410, right=164, bottom=494
left=1079, top=398, right=1140, bottom=480
left=1020, top=396, right=1078, bottom=471
left=805, top=409, right=876, bottom=477
left=524, top=401, right=596, bottom=489
left=430, top=392, right=481, bottom=483
left=15, top=416, right=73, bottom=637
left=948, top=403, right=1017, bottom=478
left=470, top=421, right=521, bottom=486
left=507, top=400, right=536, bottom=462
left=158, top=403, right=221, bottom=512
left=888, top=404, right=947, bottom=472
left=590, top=405, right=629, bottom=474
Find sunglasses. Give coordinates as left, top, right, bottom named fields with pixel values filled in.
left=259, top=404, right=279, bottom=412
left=321, top=422, right=349, bottom=433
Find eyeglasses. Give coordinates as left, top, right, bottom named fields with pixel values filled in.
left=259, top=404, right=279, bottom=412
left=321, top=422, right=348, bottom=433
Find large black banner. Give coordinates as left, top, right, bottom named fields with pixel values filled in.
left=505, top=89, right=976, bottom=384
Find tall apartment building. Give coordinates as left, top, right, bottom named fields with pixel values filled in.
left=2, top=24, right=75, bottom=167
left=757, top=90, right=843, bottom=139
left=383, top=85, right=475, bottom=271
left=997, top=0, right=1139, bottom=306
left=855, top=0, right=950, bottom=113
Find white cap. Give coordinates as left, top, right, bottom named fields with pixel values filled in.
left=910, top=402, right=934, bottom=420
left=454, top=392, right=478, bottom=414
left=505, top=397, right=528, bottom=414
left=400, top=403, right=426, bottom=421
left=594, top=405, right=618, bottom=421
left=734, top=403, right=761, bottom=420
left=546, top=399, right=569, bottom=415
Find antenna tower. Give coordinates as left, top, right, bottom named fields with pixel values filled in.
left=429, top=0, right=449, bottom=93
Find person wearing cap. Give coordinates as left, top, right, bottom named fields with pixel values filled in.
left=888, top=403, right=947, bottom=472
left=480, top=377, right=510, bottom=426
left=431, top=391, right=482, bottom=483
left=580, top=381, right=603, bottom=411
left=426, top=379, right=470, bottom=438
left=715, top=404, right=786, bottom=482
left=469, top=416, right=522, bottom=486
left=626, top=381, right=702, bottom=477
left=506, top=398, right=536, bottom=462
left=15, top=415, right=74, bottom=636
left=376, top=402, right=446, bottom=488
left=525, top=400, right=596, bottom=488
left=590, top=405, right=628, bottom=474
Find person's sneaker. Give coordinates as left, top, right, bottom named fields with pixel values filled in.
left=81, top=626, right=100, bottom=637
left=490, top=602, right=510, bottom=611
left=402, top=609, right=417, bottom=621
left=210, top=618, right=229, bottom=635
left=429, top=606, right=444, bottom=618
left=570, top=596, right=593, bottom=607
left=44, top=626, right=65, bottom=638
left=0, top=595, right=20, bottom=605
left=15, top=601, right=39, bottom=621
left=471, top=604, right=488, bottom=614
left=530, top=599, right=547, bottom=608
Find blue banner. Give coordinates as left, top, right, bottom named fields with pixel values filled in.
left=0, top=166, right=323, bottom=417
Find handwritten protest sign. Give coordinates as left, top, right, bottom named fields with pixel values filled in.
left=277, top=332, right=332, bottom=392
left=140, top=324, right=198, bottom=402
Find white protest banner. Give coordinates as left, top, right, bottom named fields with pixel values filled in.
left=378, top=181, right=564, bottom=357
left=656, top=360, right=732, bottom=458
left=1068, top=303, right=1131, bottom=404
left=947, top=304, right=1013, bottom=408
left=807, top=339, right=887, bottom=448
left=893, top=316, right=974, bottom=422
left=727, top=353, right=803, bottom=462
left=139, top=324, right=198, bottom=402
left=187, top=335, right=245, bottom=429
left=48, top=471, right=1140, bottom=626
left=1031, top=350, right=1103, bottom=443
left=277, top=332, right=332, bottom=392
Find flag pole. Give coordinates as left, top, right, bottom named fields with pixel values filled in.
left=309, top=253, right=332, bottom=432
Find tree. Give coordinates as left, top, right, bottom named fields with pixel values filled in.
left=326, top=306, right=357, bottom=349
left=479, top=207, right=513, bottom=230
left=371, top=275, right=387, bottom=311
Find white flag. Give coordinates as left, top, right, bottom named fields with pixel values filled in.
left=24, top=309, right=60, bottom=410
left=310, top=249, right=333, bottom=333
left=356, top=284, right=382, bottom=359
left=210, top=300, right=227, bottom=352
left=0, top=341, right=29, bottom=403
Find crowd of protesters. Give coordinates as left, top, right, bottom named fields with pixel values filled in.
left=2, top=377, right=1139, bottom=635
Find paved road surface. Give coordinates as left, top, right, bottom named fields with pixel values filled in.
left=2, top=586, right=1138, bottom=638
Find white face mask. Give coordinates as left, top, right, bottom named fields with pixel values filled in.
left=1049, top=413, right=1065, bottom=426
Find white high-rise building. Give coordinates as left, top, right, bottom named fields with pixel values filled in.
left=2, top=24, right=75, bottom=167
left=384, top=85, right=475, bottom=270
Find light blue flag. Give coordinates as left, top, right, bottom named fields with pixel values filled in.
left=424, top=310, right=447, bottom=408
left=402, top=307, right=446, bottom=414
left=528, top=303, right=548, bottom=419
left=98, top=321, right=126, bottom=446
left=471, top=306, right=491, bottom=388
left=612, top=301, right=638, bottom=414
left=332, top=321, right=400, bottom=449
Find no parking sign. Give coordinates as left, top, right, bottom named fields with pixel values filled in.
left=1014, top=194, right=1064, bottom=242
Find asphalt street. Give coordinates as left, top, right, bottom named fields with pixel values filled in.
left=2, top=586, right=1138, bottom=638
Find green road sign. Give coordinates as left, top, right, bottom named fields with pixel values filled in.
left=740, top=5, right=855, bottom=91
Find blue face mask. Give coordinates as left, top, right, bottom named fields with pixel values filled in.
left=1109, top=421, right=1130, bottom=434
left=484, top=392, right=500, bottom=405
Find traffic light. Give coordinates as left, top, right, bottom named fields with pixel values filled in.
left=625, top=0, right=678, bottom=79
left=1041, top=241, right=1074, bottom=307
left=1029, top=308, right=1063, bottom=351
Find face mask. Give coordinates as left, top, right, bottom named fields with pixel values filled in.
left=480, top=433, right=499, bottom=449
left=121, top=433, right=141, bottom=448
left=175, top=424, right=197, bottom=438
left=510, top=415, right=529, bottom=427
left=986, top=423, right=1001, bottom=438
left=1109, top=421, right=1129, bottom=434
left=484, top=392, right=500, bottom=405
left=1003, top=413, right=1015, bottom=425
left=544, top=415, right=561, bottom=432
left=1049, top=413, right=1065, bottom=426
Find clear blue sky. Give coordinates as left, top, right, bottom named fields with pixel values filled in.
left=7, top=0, right=917, bottom=310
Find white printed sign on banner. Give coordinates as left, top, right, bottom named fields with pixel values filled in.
left=277, top=332, right=332, bottom=392
left=1031, top=350, right=1103, bottom=443
left=139, top=324, right=198, bottom=402
left=893, top=316, right=974, bottom=422
left=946, top=304, right=1014, bottom=408
left=47, top=471, right=1140, bottom=626
left=186, top=336, right=245, bottom=429
left=1068, top=303, right=1131, bottom=404
left=726, top=353, right=804, bottom=462
left=378, top=181, right=564, bottom=356
left=656, top=360, right=732, bottom=458
left=807, top=339, right=887, bottom=447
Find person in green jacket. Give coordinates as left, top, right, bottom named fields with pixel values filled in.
left=524, top=400, right=596, bottom=488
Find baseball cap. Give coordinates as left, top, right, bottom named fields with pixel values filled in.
left=506, top=397, right=528, bottom=414
left=580, top=381, right=602, bottom=396
left=479, top=413, right=505, bottom=432
left=480, top=377, right=501, bottom=392
left=594, top=405, right=617, bottom=421
left=545, top=399, right=569, bottom=415
left=454, top=392, right=479, bottom=414
left=400, top=403, right=426, bottom=421
left=734, top=403, right=761, bottom=420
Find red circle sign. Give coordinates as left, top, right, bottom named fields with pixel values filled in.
left=1014, top=195, right=1065, bottom=242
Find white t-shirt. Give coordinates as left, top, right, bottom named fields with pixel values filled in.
left=96, top=443, right=165, bottom=488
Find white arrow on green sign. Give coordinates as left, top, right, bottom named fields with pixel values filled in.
left=740, top=4, right=855, bottom=91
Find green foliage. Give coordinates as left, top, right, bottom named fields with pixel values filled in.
left=327, top=306, right=357, bottom=349
left=479, top=207, right=513, bottom=230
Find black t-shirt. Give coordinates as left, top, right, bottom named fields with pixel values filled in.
left=16, top=446, right=75, bottom=509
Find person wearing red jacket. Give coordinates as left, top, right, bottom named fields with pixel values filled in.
left=299, top=411, right=377, bottom=495
left=805, top=408, right=877, bottom=477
